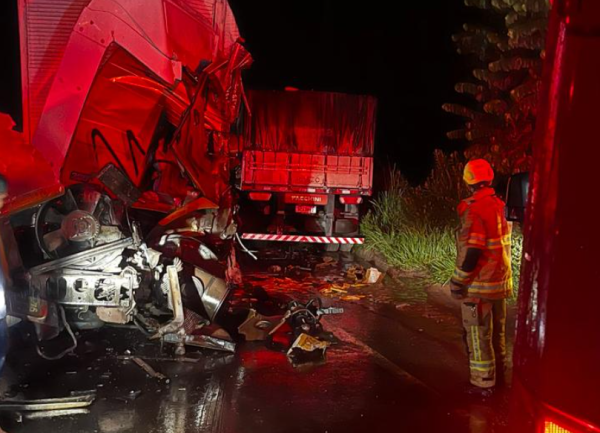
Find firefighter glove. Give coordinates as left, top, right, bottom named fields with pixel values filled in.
left=450, top=279, right=467, bottom=300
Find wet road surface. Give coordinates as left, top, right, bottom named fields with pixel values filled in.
left=0, top=249, right=511, bottom=432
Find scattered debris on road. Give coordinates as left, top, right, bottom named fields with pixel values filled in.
left=117, top=355, right=201, bottom=364
left=19, top=408, right=90, bottom=421
left=340, top=295, right=366, bottom=301
left=163, top=334, right=236, bottom=353
left=364, top=267, right=383, bottom=284
left=345, top=264, right=365, bottom=282
left=268, top=265, right=283, bottom=274
left=117, top=390, right=142, bottom=402
left=315, top=256, right=337, bottom=270
left=238, top=309, right=283, bottom=341
left=287, top=333, right=330, bottom=364
left=0, top=391, right=96, bottom=423
left=131, top=357, right=168, bottom=381
left=0, top=392, right=96, bottom=412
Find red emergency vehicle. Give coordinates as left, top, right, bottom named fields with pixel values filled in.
left=239, top=89, right=376, bottom=251
left=506, top=0, right=600, bottom=431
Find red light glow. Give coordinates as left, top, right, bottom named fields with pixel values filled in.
left=295, top=205, right=316, bottom=214
left=545, top=420, right=572, bottom=433
left=249, top=192, right=272, bottom=201
left=542, top=404, right=600, bottom=433
left=339, top=196, right=363, bottom=205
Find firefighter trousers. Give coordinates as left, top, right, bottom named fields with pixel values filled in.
left=461, top=298, right=507, bottom=388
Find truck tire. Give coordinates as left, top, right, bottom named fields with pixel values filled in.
left=338, top=203, right=360, bottom=252
left=339, top=243, right=353, bottom=252
left=325, top=243, right=340, bottom=252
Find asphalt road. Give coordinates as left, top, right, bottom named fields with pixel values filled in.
left=0, top=249, right=511, bottom=433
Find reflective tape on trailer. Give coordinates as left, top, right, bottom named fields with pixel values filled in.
left=241, top=234, right=364, bottom=244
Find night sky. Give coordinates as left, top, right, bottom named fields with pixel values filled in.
left=228, top=0, right=479, bottom=182
left=1, top=0, right=478, bottom=182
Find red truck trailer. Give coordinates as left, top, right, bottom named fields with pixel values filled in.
left=239, top=89, right=377, bottom=251
left=505, top=0, right=600, bottom=431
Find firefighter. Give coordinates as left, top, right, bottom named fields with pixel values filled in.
left=450, top=159, right=513, bottom=390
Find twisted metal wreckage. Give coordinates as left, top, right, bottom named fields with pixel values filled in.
left=0, top=0, right=342, bottom=361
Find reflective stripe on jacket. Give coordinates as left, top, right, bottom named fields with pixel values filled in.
left=453, top=187, right=513, bottom=299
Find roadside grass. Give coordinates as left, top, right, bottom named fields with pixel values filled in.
left=361, top=150, right=523, bottom=298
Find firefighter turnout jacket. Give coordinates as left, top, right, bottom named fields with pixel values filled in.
left=452, top=187, right=513, bottom=299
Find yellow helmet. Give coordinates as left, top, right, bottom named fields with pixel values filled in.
left=463, top=159, right=494, bottom=185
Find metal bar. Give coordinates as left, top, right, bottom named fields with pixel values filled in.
left=131, top=357, right=168, bottom=380
left=23, top=409, right=90, bottom=420
left=118, top=355, right=201, bottom=363
left=0, top=394, right=96, bottom=411
left=151, top=265, right=185, bottom=338
left=29, top=238, right=134, bottom=275
left=183, top=335, right=236, bottom=353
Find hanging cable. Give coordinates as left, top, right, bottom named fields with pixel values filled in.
left=36, top=306, right=78, bottom=361
left=235, top=233, right=258, bottom=260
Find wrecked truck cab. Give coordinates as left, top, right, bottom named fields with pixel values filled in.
left=15, top=0, right=249, bottom=207
left=0, top=0, right=251, bottom=358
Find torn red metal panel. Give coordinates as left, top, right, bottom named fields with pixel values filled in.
left=203, top=45, right=252, bottom=139
left=14, top=0, right=250, bottom=211
left=158, top=197, right=218, bottom=227
left=176, top=0, right=241, bottom=55
left=30, top=0, right=183, bottom=177
left=164, top=1, right=215, bottom=69
left=61, top=49, right=188, bottom=187
left=172, top=46, right=251, bottom=203
left=0, top=115, right=63, bottom=216
left=171, top=77, right=222, bottom=202
left=23, top=0, right=247, bottom=179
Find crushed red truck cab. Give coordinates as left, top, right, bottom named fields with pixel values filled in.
left=0, top=0, right=251, bottom=357
left=239, top=89, right=377, bottom=249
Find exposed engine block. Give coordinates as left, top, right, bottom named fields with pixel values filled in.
left=29, top=188, right=147, bottom=329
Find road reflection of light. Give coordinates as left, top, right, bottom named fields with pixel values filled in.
left=194, top=376, right=224, bottom=431
left=235, top=366, right=246, bottom=390
left=151, top=354, right=239, bottom=433
left=98, top=408, right=136, bottom=433
left=227, top=366, right=246, bottom=420
left=467, top=404, right=495, bottom=433
left=159, top=382, right=189, bottom=433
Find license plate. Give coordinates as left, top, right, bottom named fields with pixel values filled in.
left=296, top=205, right=317, bottom=215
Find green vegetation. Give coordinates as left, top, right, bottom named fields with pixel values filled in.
left=361, top=150, right=523, bottom=295
left=361, top=0, right=543, bottom=294
left=443, top=0, right=549, bottom=175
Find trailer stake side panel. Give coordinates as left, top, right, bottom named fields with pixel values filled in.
left=241, top=151, right=373, bottom=195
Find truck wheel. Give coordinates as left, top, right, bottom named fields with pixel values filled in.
left=325, top=243, right=340, bottom=252
left=339, top=243, right=353, bottom=252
